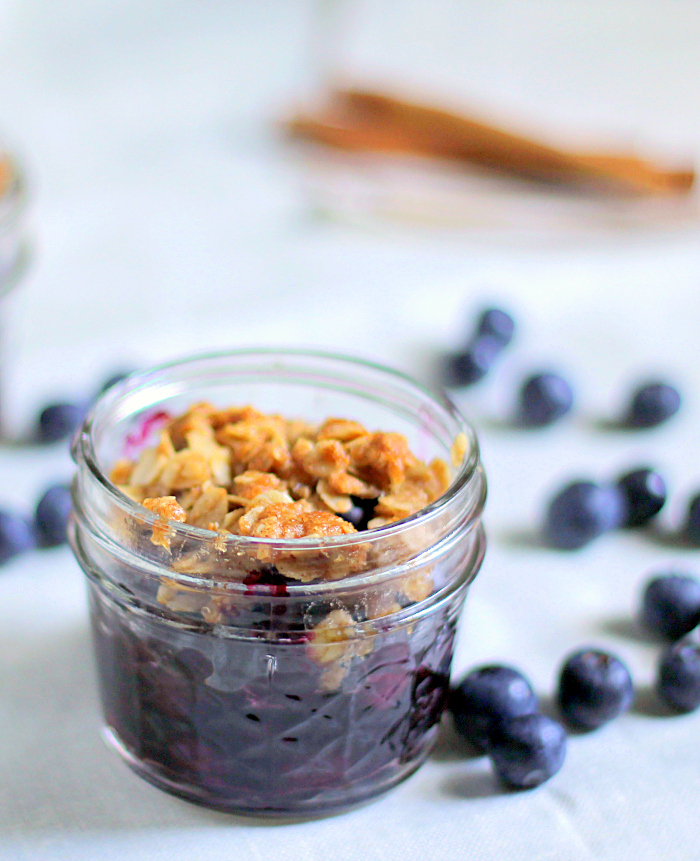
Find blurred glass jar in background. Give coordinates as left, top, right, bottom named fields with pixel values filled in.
left=0, top=147, right=31, bottom=438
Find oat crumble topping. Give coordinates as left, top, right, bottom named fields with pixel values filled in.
left=142, top=496, right=187, bottom=550
left=111, top=403, right=466, bottom=684
left=112, top=402, right=458, bottom=562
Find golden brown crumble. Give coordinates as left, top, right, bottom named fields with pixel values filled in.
left=118, top=407, right=462, bottom=583
left=115, top=403, right=458, bottom=568
left=143, top=496, right=187, bottom=550
left=345, top=432, right=414, bottom=490
left=308, top=609, right=356, bottom=665
left=113, top=403, right=469, bottom=687
left=316, top=418, right=367, bottom=442
left=238, top=500, right=357, bottom=541
left=307, top=609, right=375, bottom=689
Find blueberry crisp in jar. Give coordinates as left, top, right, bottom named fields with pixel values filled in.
left=69, top=351, right=486, bottom=817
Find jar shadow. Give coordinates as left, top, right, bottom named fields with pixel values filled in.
left=438, top=764, right=499, bottom=800
left=597, top=615, right=661, bottom=645
left=631, top=684, right=675, bottom=719
left=495, top=527, right=548, bottom=551
left=430, top=719, right=504, bottom=800
left=429, top=717, right=484, bottom=762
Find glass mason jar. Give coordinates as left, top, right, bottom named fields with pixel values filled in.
left=69, top=350, right=486, bottom=818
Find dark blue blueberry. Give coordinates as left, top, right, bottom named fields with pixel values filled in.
left=35, top=484, right=72, bottom=548
left=488, top=713, right=566, bottom=789
left=517, top=372, right=574, bottom=428
left=640, top=573, right=700, bottom=640
left=339, top=496, right=378, bottom=531
left=0, top=511, right=37, bottom=565
left=475, top=307, right=515, bottom=348
left=340, top=505, right=365, bottom=529
left=445, top=336, right=501, bottom=387
left=36, top=402, right=86, bottom=444
left=557, top=648, right=634, bottom=730
left=657, top=638, right=700, bottom=712
left=616, top=468, right=667, bottom=528
left=449, top=664, right=538, bottom=752
left=684, top=493, right=700, bottom=546
left=543, top=481, right=625, bottom=550
left=623, top=381, right=681, bottom=429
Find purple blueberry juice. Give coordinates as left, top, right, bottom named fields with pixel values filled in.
left=88, top=580, right=462, bottom=814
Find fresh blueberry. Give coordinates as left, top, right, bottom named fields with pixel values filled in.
left=339, top=497, right=378, bottom=531
left=684, top=493, right=700, bottom=546
left=36, top=402, right=86, bottom=444
left=616, top=468, right=667, bottom=528
left=488, top=713, right=566, bottom=790
left=445, top=336, right=501, bottom=387
left=475, top=307, right=515, bottom=348
left=623, top=381, right=681, bottom=429
left=35, top=483, right=72, bottom=548
left=449, top=664, right=538, bottom=752
left=557, top=648, right=634, bottom=730
left=640, top=573, right=700, bottom=640
left=0, top=510, right=37, bottom=565
left=543, top=481, right=625, bottom=550
left=657, top=638, right=700, bottom=712
left=517, top=372, right=574, bottom=427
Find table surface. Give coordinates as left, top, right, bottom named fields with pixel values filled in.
left=1, top=2, right=700, bottom=859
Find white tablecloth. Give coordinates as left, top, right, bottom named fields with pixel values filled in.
left=1, top=2, right=700, bottom=859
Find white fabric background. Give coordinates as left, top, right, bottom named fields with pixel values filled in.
left=0, top=2, right=699, bottom=858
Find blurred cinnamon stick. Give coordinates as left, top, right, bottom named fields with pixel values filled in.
left=288, top=89, right=695, bottom=196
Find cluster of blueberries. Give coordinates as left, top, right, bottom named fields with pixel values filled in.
left=448, top=571, right=700, bottom=790
left=445, top=306, right=682, bottom=430
left=542, top=465, right=700, bottom=550
left=0, top=370, right=131, bottom=566
left=443, top=306, right=699, bottom=789
left=446, top=308, right=516, bottom=389
left=0, top=484, right=72, bottom=564
left=447, top=306, right=694, bottom=550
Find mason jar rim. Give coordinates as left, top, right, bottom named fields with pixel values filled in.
left=73, top=348, right=484, bottom=579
